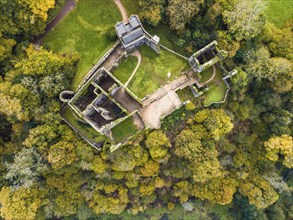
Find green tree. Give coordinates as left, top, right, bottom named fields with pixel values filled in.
left=54, top=191, right=84, bottom=217
left=0, top=0, right=54, bottom=38
left=0, top=33, right=15, bottom=62
left=0, top=186, right=47, bottom=220
left=264, top=135, right=293, bottom=168
left=47, top=141, right=77, bottom=170
left=88, top=183, right=129, bottom=215
left=239, top=175, right=278, bottom=209
left=140, top=160, right=160, bottom=177
left=175, top=129, right=222, bottom=182
left=244, top=46, right=272, bottom=80
left=269, top=57, right=293, bottom=93
left=5, top=147, right=47, bottom=188
left=223, top=0, right=267, bottom=41
left=0, top=81, right=40, bottom=121
left=172, top=181, right=192, bottom=203
left=145, top=130, right=171, bottom=162
left=23, top=124, right=59, bottom=152
left=194, top=109, right=233, bottom=141
left=108, top=144, right=148, bottom=171
left=139, top=0, right=165, bottom=26
left=262, top=22, right=293, bottom=60
left=166, top=0, right=203, bottom=32
left=193, top=177, right=238, bottom=205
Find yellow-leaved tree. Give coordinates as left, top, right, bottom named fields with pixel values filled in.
left=264, top=135, right=293, bottom=168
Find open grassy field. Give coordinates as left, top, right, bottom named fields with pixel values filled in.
left=122, top=0, right=140, bottom=15
left=43, top=0, right=121, bottom=90
left=203, top=65, right=228, bottom=106
left=199, top=66, right=214, bottom=82
left=111, top=117, right=138, bottom=143
left=63, top=107, right=107, bottom=143
left=177, top=87, right=196, bottom=102
left=112, top=56, right=138, bottom=84
left=203, top=82, right=229, bottom=106
left=265, top=0, right=293, bottom=28
left=128, top=46, right=189, bottom=99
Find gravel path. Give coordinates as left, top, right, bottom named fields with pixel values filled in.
left=33, top=0, right=76, bottom=47
left=114, top=0, right=128, bottom=22
left=124, top=50, right=142, bottom=87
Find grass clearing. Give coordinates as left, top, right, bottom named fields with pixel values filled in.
left=203, top=65, right=228, bottom=106
left=112, top=56, right=138, bottom=84
left=111, top=117, right=138, bottom=143
left=265, top=0, right=293, bottom=28
left=199, top=66, right=214, bottom=82
left=177, top=87, right=196, bottom=102
left=43, top=0, right=121, bottom=90
left=128, top=45, right=189, bottom=99
left=146, top=24, right=182, bottom=51
left=122, top=0, right=140, bottom=15
left=63, top=107, right=107, bottom=143
left=203, top=82, right=228, bottom=106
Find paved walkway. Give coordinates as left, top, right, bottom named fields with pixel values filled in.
left=33, top=0, right=76, bottom=47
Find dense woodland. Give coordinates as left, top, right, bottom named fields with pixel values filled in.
left=0, top=0, right=292, bottom=219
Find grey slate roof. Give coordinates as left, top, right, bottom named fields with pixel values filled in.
left=115, top=22, right=127, bottom=37
left=129, top=15, right=140, bottom=28
left=122, top=27, right=144, bottom=45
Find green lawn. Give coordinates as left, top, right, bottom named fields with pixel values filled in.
left=128, top=46, right=189, bottom=99
left=199, top=66, right=214, bottom=82
left=112, top=55, right=138, bottom=84
left=111, top=117, right=138, bottom=143
left=203, top=82, right=229, bottom=106
left=146, top=23, right=182, bottom=50
left=177, top=87, right=196, bottom=102
left=203, top=65, right=228, bottom=106
left=43, top=0, right=121, bottom=90
left=122, top=0, right=140, bottom=15
left=63, top=106, right=107, bottom=143
left=265, top=0, right=293, bottom=28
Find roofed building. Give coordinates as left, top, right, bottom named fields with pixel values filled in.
left=115, top=15, right=160, bottom=53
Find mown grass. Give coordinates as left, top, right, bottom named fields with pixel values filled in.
left=199, top=66, right=214, bottom=82
left=111, top=117, right=138, bottom=143
left=177, top=87, right=196, bottom=102
left=203, top=82, right=229, bottom=106
left=112, top=55, right=138, bottom=84
left=121, top=0, right=140, bottom=15
left=203, top=65, right=228, bottom=106
left=128, top=45, right=189, bottom=99
left=146, top=23, right=182, bottom=51
left=43, top=0, right=121, bottom=90
left=63, top=107, right=107, bottom=143
left=265, top=0, right=293, bottom=28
